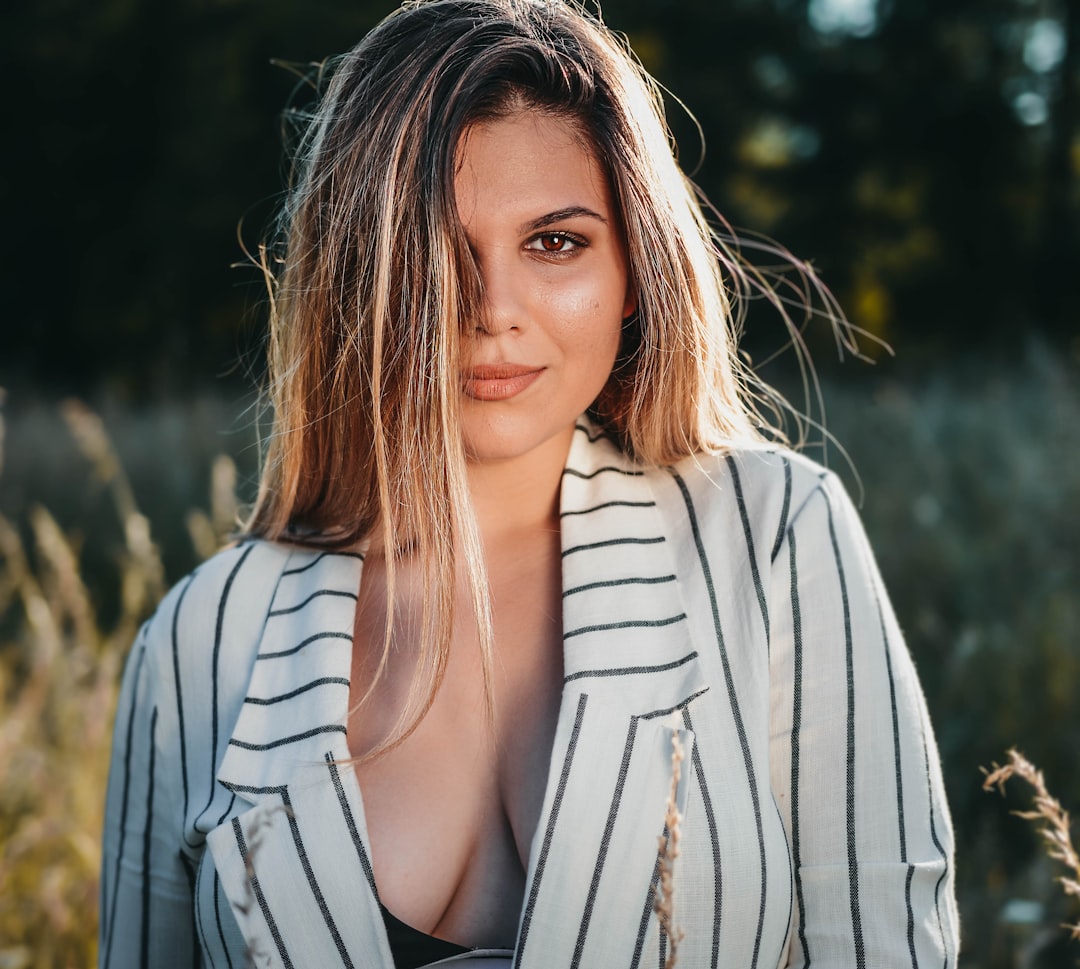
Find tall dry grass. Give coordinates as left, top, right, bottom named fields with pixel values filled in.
left=984, top=751, right=1080, bottom=943
left=0, top=399, right=235, bottom=969
left=0, top=344, right=1077, bottom=967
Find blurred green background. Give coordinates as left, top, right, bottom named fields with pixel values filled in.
left=1, top=0, right=1077, bottom=966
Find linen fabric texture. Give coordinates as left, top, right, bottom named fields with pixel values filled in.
left=100, top=419, right=960, bottom=968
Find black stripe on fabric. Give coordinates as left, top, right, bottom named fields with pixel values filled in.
left=169, top=574, right=199, bottom=850
left=669, top=469, right=768, bottom=969
left=563, top=465, right=644, bottom=479
left=560, top=500, right=656, bottom=518
left=214, top=870, right=235, bottom=969
left=200, top=545, right=256, bottom=831
left=244, top=677, right=350, bottom=706
left=871, top=557, right=918, bottom=969
left=562, top=536, right=665, bottom=557
left=215, top=791, right=238, bottom=829
left=192, top=856, right=213, bottom=969
left=140, top=706, right=158, bottom=968
left=573, top=422, right=608, bottom=442
left=563, top=613, right=686, bottom=641
left=268, top=588, right=358, bottom=617
left=629, top=839, right=665, bottom=969
left=325, top=754, right=380, bottom=899
left=905, top=864, right=918, bottom=969
left=788, top=530, right=811, bottom=968
left=515, top=693, right=589, bottom=968
left=280, top=789, right=355, bottom=967
left=178, top=853, right=205, bottom=969
left=770, top=458, right=793, bottom=564
left=282, top=551, right=363, bottom=576
left=922, top=728, right=951, bottom=969
left=683, top=707, right=722, bottom=969
left=282, top=552, right=329, bottom=576
left=563, top=574, right=676, bottom=598
left=194, top=861, right=212, bottom=969
left=103, top=636, right=147, bottom=968
left=571, top=717, right=640, bottom=968
left=658, top=916, right=667, bottom=969
left=770, top=797, right=796, bottom=969
left=258, top=631, right=353, bottom=661
left=564, top=651, right=698, bottom=683
left=726, top=456, right=770, bottom=644
left=881, top=613, right=909, bottom=865
left=639, top=688, right=710, bottom=721
left=221, top=782, right=293, bottom=796
left=823, top=488, right=866, bottom=969
left=228, top=723, right=346, bottom=751
left=233, top=817, right=295, bottom=969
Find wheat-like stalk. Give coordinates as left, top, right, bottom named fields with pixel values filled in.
left=186, top=454, right=240, bottom=559
left=654, top=729, right=686, bottom=968
left=0, top=398, right=236, bottom=965
left=982, top=748, right=1080, bottom=940
left=0, top=509, right=120, bottom=967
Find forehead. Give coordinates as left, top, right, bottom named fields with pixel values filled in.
left=453, top=110, right=613, bottom=220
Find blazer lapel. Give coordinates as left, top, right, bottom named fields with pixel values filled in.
left=206, top=419, right=709, bottom=969
left=512, top=421, right=709, bottom=969
left=208, top=550, right=394, bottom=969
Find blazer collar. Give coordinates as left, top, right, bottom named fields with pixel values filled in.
left=213, top=546, right=362, bottom=798
left=557, top=420, right=705, bottom=697
left=210, top=418, right=709, bottom=967
left=513, top=421, right=708, bottom=967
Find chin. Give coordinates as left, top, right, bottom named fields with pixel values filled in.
left=461, top=417, right=577, bottom=468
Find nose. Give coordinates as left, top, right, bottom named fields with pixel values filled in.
left=475, top=253, right=524, bottom=336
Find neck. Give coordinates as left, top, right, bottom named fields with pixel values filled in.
left=466, top=426, right=574, bottom=543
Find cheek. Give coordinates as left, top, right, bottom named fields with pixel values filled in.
left=558, top=307, right=623, bottom=397
left=546, top=281, right=627, bottom=354
left=553, top=300, right=621, bottom=361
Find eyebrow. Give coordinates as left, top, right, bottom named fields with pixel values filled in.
left=519, top=206, right=609, bottom=235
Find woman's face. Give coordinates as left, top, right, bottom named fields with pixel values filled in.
left=454, top=109, right=636, bottom=467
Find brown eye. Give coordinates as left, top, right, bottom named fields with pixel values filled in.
left=526, top=231, right=584, bottom=255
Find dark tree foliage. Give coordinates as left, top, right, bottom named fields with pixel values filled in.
left=2, top=0, right=1075, bottom=395
left=2, top=0, right=388, bottom=396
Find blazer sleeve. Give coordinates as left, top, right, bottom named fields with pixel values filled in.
left=99, top=583, right=199, bottom=969
left=768, top=469, right=960, bottom=967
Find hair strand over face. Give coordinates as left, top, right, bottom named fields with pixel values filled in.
left=243, top=0, right=856, bottom=757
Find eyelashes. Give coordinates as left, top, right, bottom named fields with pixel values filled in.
left=524, top=231, right=588, bottom=256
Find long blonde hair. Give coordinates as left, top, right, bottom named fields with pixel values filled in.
left=244, top=0, right=845, bottom=752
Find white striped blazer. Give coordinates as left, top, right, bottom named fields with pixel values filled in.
left=100, top=419, right=959, bottom=968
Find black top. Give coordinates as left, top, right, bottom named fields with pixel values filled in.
left=380, top=903, right=472, bottom=969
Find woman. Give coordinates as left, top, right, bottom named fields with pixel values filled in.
left=100, top=1, right=960, bottom=966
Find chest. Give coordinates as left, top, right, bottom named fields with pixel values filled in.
left=346, top=535, right=564, bottom=944
left=198, top=487, right=795, bottom=967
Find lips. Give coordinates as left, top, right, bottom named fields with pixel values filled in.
left=462, top=364, right=544, bottom=401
